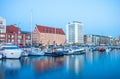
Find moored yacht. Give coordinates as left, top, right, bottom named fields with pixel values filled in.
left=0, top=43, right=23, bottom=59
left=68, top=46, right=85, bottom=54
left=0, top=53, right=2, bottom=59
left=29, top=47, right=45, bottom=56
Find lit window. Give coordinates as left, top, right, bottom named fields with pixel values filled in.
left=0, top=34, right=5, bottom=37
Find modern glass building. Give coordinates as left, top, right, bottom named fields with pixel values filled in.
left=66, top=21, right=84, bottom=44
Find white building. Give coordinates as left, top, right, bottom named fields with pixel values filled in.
left=66, top=21, right=84, bottom=44
left=0, top=16, right=6, bottom=33
left=85, top=34, right=100, bottom=45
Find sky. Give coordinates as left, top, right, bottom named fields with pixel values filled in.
left=0, top=0, right=120, bottom=37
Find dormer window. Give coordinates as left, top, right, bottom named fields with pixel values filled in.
left=18, top=31, right=21, bottom=34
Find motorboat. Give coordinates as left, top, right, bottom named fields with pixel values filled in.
left=0, top=53, right=2, bottom=59
left=22, top=50, right=29, bottom=57
left=0, top=50, right=2, bottom=59
left=21, top=46, right=32, bottom=56
left=68, top=46, right=85, bottom=54
left=45, top=46, right=64, bottom=56
left=0, top=43, right=23, bottom=59
left=29, top=47, right=45, bottom=56
left=96, top=46, right=105, bottom=52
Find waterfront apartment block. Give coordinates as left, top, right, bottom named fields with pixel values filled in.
left=84, top=34, right=113, bottom=46
left=0, top=25, right=31, bottom=46
left=0, top=16, right=6, bottom=33
left=66, top=21, right=84, bottom=44
left=32, top=25, right=66, bottom=45
left=0, top=16, right=6, bottom=43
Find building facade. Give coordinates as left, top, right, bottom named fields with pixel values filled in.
left=66, top=21, right=84, bottom=44
left=0, top=16, right=6, bottom=33
left=32, top=25, right=66, bottom=45
left=0, top=25, right=31, bottom=46
left=84, top=34, right=112, bottom=46
left=0, top=16, right=6, bottom=43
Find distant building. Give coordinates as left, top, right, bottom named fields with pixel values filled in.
left=114, top=36, right=120, bottom=45
left=32, top=25, right=66, bottom=45
left=84, top=35, right=100, bottom=45
left=84, top=34, right=112, bottom=45
left=0, top=16, right=6, bottom=43
left=66, top=21, right=84, bottom=44
left=118, top=36, right=120, bottom=45
left=99, top=36, right=110, bottom=45
left=0, top=16, right=6, bottom=33
left=5, top=25, right=31, bottom=46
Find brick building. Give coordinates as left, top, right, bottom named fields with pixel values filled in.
left=32, top=25, right=66, bottom=45
left=0, top=25, right=31, bottom=46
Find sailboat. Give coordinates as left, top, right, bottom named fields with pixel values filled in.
left=28, top=10, right=45, bottom=56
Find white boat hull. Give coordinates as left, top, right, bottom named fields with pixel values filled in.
left=0, top=43, right=22, bottom=59
left=29, top=50, right=45, bottom=56
left=0, top=55, right=2, bottom=59
left=3, top=50, right=22, bottom=58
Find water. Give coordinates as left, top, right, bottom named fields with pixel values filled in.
left=0, top=49, right=120, bottom=79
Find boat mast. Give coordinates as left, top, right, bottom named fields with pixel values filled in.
left=30, top=10, right=33, bottom=46
left=54, top=27, right=56, bottom=45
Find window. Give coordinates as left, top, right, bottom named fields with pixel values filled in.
left=11, top=39, right=14, bottom=42
left=0, top=34, right=5, bottom=37
left=0, top=25, right=4, bottom=29
left=44, top=28, right=46, bottom=33
left=26, top=36, right=30, bottom=39
left=26, top=40, right=30, bottom=43
left=4, top=47, right=19, bottom=49
left=18, top=31, right=21, bottom=34
left=0, top=21, right=3, bottom=24
left=18, top=35, right=22, bottom=39
left=11, top=35, right=14, bottom=38
left=8, top=35, right=11, bottom=38
left=8, top=39, right=11, bottom=42
left=18, top=39, right=22, bottom=43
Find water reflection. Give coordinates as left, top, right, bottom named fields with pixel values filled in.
left=85, top=52, right=93, bottom=64
left=0, top=59, right=21, bottom=79
left=0, top=60, right=4, bottom=79
left=3, top=59, right=21, bottom=69
left=0, top=50, right=120, bottom=79
left=33, top=57, right=65, bottom=73
left=66, top=55, right=84, bottom=74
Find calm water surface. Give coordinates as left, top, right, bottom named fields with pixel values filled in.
left=0, top=49, right=120, bottom=79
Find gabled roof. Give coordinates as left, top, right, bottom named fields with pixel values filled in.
left=6, top=25, right=21, bottom=33
left=36, top=25, right=65, bottom=35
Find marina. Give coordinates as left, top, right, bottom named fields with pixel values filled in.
left=0, top=46, right=120, bottom=79
left=0, top=0, right=120, bottom=79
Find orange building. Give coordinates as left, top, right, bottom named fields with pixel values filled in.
left=32, top=25, right=66, bottom=45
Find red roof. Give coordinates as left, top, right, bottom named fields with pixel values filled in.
left=6, top=25, right=21, bottom=33
left=36, top=25, right=65, bottom=35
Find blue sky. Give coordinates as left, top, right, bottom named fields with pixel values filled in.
left=0, top=0, right=120, bottom=37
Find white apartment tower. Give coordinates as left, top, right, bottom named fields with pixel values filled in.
left=0, top=16, right=6, bottom=33
left=66, top=21, right=84, bottom=44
